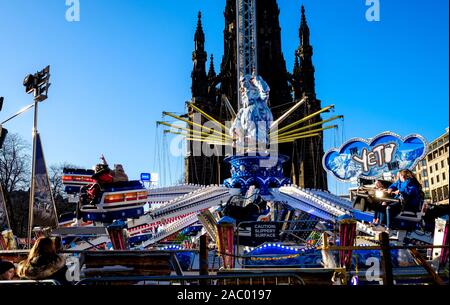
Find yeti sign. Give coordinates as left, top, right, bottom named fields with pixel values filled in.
left=323, top=131, right=428, bottom=182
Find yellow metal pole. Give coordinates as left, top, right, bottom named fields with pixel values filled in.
left=275, top=133, right=320, bottom=142
left=272, top=115, right=343, bottom=139
left=188, top=103, right=230, bottom=132
left=164, top=130, right=226, bottom=142
left=163, top=111, right=232, bottom=139
left=185, top=137, right=230, bottom=146
left=273, top=125, right=337, bottom=142
left=166, top=129, right=228, bottom=145
left=271, top=133, right=320, bottom=144
left=274, top=105, right=334, bottom=135
left=269, top=96, right=307, bottom=131
left=158, top=121, right=225, bottom=141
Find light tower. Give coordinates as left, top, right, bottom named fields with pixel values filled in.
left=236, top=0, right=257, bottom=110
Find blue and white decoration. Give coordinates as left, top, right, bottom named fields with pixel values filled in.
left=243, top=243, right=323, bottom=267
left=323, top=132, right=428, bottom=181
left=230, top=75, right=273, bottom=150
left=223, top=154, right=291, bottom=195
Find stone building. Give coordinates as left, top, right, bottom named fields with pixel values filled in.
left=415, top=128, right=449, bottom=204
left=185, top=2, right=328, bottom=190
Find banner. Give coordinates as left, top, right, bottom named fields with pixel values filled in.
left=323, top=132, right=428, bottom=182
left=31, top=133, right=58, bottom=228
left=0, top=184, right=10, bottom=231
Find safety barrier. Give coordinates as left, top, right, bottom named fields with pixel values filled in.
left=0, top=279, right=60, bottom=285
left=75, top=273, right=305, bottom=285
left=235, top=220, right=336, bottom=268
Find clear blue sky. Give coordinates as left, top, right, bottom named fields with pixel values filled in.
left=0, top=0, right=448, bottom=194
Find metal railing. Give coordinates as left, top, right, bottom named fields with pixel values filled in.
left=0, top=279, right=60, bottom=285
left=235, top=220, right=336, bottom=268
left=75, top=273, right=305, bottom=286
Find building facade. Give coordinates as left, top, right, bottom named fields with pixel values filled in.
left=415, top=128, right=449, bottom=205
left=185, top=2, right=328, bottom=189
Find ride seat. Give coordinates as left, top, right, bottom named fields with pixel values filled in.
left=395, top=211, right=422, bottom=223
left=101, top=180, right=144, bottom=192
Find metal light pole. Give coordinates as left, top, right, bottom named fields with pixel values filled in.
left=27, top=93, right=38, bottom=249
left=24, top=66, right=51, bottom=249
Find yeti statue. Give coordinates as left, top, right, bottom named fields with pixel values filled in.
left=230, top=75, right=273, bottom=152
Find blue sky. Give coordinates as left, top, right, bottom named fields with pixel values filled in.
left=0, top=0, right=448, bottom=194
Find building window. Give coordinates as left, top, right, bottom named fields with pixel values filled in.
left=430, top=166, right=433, bottom=174
left=422, top=169, right=427, bottom=177
left=444, top=185, right=449, bottom=200
left=437, top=187, right=444, bottom=202
left=421, top=159, right=427, bottom=166
left=437, top=175, right=440, bottom=183
left=424, top=180, right=429, bottom=188
left=441, top=160, right=445, bottom=168
left=431, top=177, right=434, bottom=185
left=432, top=190, right=437, bottom=202
left=428, top=155, right=433, bottom=162
left=435, top=164, right=439, bottom=171
left=443, top=172, right=446, bottom=181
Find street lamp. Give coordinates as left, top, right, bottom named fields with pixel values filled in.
left=23, top=65, right=51, bottom=102
left=24, top=65, right=51, bottom=248
left=0, top=97, right=7, bottom=149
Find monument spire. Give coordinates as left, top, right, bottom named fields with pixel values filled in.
left=191, top=11, right=208, bottom=99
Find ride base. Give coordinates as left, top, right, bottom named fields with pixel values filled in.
left=223, top=154, right=291, bottom=195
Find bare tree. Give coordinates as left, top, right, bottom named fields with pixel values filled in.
left=0, top=133, right=31, bottom=237
left=49, top=163, right=82, bottom=217
left=49, top=162, right=79, bottom=199
left=0, top=133, right=31, bottom=194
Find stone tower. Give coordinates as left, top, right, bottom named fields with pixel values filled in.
left=185, top=3, right=328, bottom=190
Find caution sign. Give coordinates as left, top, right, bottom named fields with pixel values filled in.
left=250, top=222, right=280, bottom=242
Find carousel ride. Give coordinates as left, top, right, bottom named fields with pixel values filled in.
left=51, top=0, right=446, bottom=274
left=57, top=72, right=438, bottom=269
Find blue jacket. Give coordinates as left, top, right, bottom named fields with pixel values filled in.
left=389, top=178, right=421, bottom=212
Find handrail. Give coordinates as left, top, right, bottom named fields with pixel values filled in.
left=319, top=244, right=449, bottom=251
left=0, top=249, right=200, bottom=254
left=0, top=279, right=60, bottom=285
left=75, top=273, right=305, bottom=285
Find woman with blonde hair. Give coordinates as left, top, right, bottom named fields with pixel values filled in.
left=17, top=237, right=68, bottom=284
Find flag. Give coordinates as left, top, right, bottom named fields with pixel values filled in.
left=31, top=133, right=58, bottom=228
left=0, top=184, right=10, bottom=231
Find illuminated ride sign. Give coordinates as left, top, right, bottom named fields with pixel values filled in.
left=323, top=132, right=428, bottom=182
